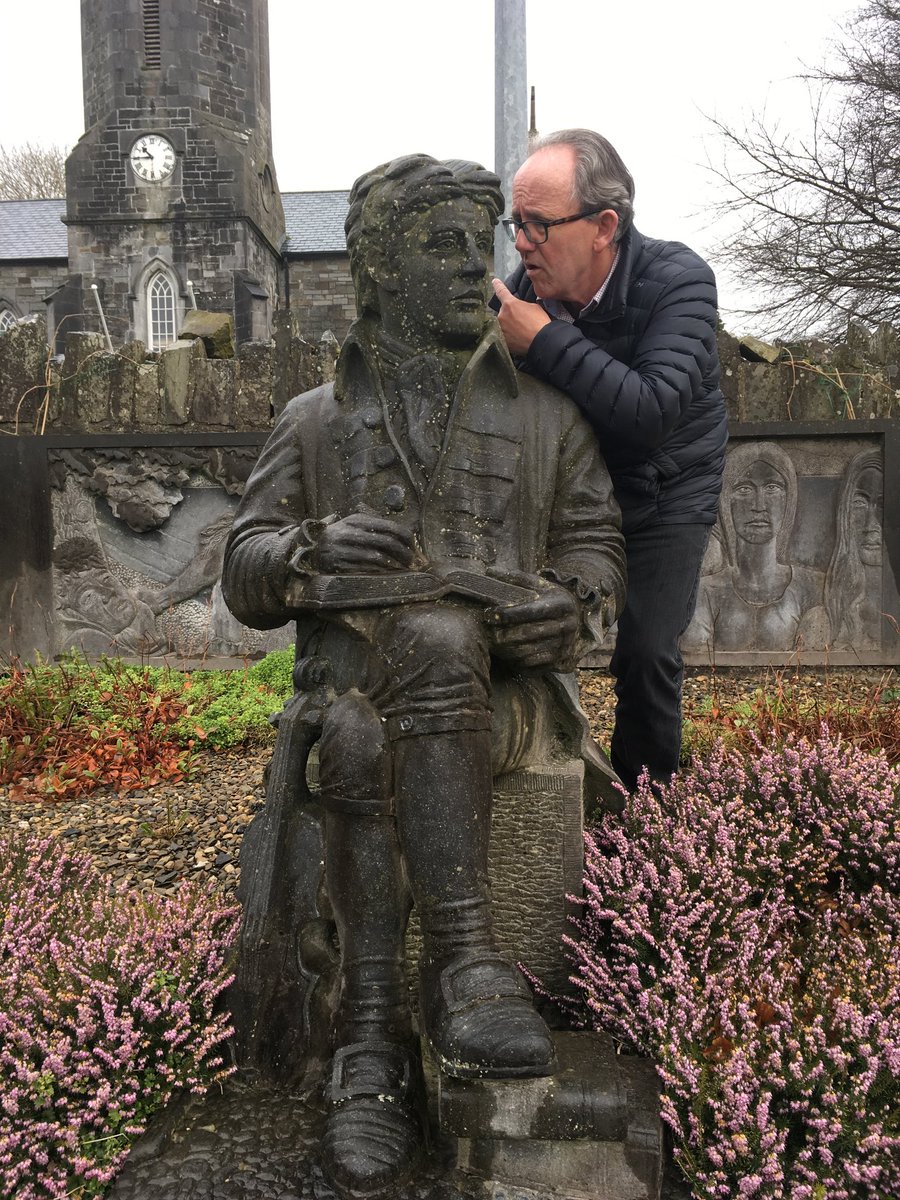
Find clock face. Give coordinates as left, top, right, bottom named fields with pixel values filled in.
left=129, top=134, right=176, bottom=183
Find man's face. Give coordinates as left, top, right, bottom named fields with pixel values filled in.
left=379, top=198, right=493, bottom=351
left=511, top=145, right=615, bottom=306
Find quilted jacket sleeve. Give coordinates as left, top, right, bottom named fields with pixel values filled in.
left=523, top=252, right=719, bottom=457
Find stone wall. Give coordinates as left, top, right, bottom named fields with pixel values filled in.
left=718, top=326, right=899, bottom=422
left=0, top=262, right=70, bottom=324
left=287, top=256, right=356, bottom=343
left=0, top=312, right=335, bottom=436
left=2, top=312, right=899, bottom=666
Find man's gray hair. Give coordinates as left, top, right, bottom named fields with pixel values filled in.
left=530, top=128, right=634, bottom=242
left=345, top=154, right=503, bottom=317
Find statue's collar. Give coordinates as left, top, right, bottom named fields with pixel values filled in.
left=335, top=316, right=519, bottom=403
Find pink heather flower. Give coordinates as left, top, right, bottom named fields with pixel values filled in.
left=566, top=732, right=900, bottom=1198
left=0, top=834, right=239, bottom=1199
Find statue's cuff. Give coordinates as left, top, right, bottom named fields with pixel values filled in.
left=541, top=567, right=614, bottom=644
left=287, top=514, right=339, bottom=576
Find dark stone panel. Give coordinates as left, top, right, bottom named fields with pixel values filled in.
left=0, top=437, right=54, bottom=659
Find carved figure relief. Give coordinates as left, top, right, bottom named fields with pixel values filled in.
left=48, top=448, right=292, bottom=659
left=825, top=449, right=885, bottom=648
left=683, top=442, right=829, bottom=652
left=53, top=536, right=161, bottom=657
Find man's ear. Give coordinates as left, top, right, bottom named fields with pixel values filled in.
left=592, top=210, right=619, bottom=252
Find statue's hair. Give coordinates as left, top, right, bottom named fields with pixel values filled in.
left=825, top=448, right=883, bottom=643
left=719, top=441, right=797, bottom=563
left=345, top=154, right=504, bottom=316
left=529, top=128, right=634, bottom=242
left=53, top=536, right=107, bottom=572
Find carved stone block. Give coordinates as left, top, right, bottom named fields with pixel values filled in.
left=440, top=1031, right=663, bottom=1200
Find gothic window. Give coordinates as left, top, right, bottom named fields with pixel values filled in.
left=147, top=271, right=177, bottom=349
left=0, top=308, right=17, bottom=334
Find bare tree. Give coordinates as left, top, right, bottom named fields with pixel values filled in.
left=710, top=1, right=900, bottom=337
left=0, top=143, right=67, bottom=201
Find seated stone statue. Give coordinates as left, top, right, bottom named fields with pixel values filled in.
left=222, top=154, right=626, bottom=1196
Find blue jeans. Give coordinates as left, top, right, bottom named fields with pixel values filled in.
left=609, top=522, right=710, bottom=791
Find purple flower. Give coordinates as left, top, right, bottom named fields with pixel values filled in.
left=0, top=834, right=239, bottom=1198
left=566, top=732, right=900, bottom=1197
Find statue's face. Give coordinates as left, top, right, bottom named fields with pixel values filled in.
left=62, top=568, right=137, bottom=631
left=850, top=465, right=883, bottom=566
left=730, top=460, right=789, bottom=545
left=379, top=198, right=493, bottom=350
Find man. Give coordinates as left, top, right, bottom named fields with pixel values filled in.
left=223, top=155, right=626, bottom=1196
left=492, top=128, right=727, bottom=792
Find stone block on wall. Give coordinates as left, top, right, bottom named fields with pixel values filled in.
left=0, top=316, right=49, bottom=432
left=159, top=338, right=205, bottom=425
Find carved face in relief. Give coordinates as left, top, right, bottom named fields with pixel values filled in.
left=850, top=465, right=883, bottom=567
left=729, top=460, right=789, bottom=545
left=377, top=199, right=493, bottom=352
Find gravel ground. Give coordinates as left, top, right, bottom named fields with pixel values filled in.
left=1, top=665, right=893, bottom=899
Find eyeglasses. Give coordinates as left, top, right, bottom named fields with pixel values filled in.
left=501, top=208, right=604, bottom=245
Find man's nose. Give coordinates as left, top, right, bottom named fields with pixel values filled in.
left=514, top=226, right=535, bottom=253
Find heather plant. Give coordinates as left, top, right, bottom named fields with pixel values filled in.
left=0, top=833, right=239, bottom=1199
left=566, top=732, right=900, bottom=1198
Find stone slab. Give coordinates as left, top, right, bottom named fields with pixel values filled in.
left=439, top=1031, right=662, bottom=1199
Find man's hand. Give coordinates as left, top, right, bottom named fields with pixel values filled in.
left=492, top=278, right=551, bottom=357
left=486, top=571, right=580, bottom=670
left=315, top=512, right=417, bottom=574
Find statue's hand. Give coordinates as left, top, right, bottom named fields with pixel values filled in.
left=314, top=512, right=417, bottom=574
left=486, top=570, right=580, bottom=670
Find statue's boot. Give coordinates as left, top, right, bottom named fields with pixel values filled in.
left=394, top=730, right=556, bottom=1080
left=318, top=693, right=423, bottom=1196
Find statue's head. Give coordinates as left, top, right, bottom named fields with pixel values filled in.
left=345, top=155, right=504, bottom=351
left=721, top=441, right=798, bottom=562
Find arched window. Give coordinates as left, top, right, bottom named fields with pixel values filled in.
left=0, top=308, right=17, bottom=334
left=147, top=271, right=177, bottom=349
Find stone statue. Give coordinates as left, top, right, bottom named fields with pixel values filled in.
left=222, top=155, right=626, bottom=1196
left=683, top=441, right=829, bottom=653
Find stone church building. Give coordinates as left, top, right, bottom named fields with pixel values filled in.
left=0, top=0, right=356, bottom=351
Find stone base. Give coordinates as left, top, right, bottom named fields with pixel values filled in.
left=438, top=1031, right=663, bottom=1200
left=407, top=760, right=586, bottom=996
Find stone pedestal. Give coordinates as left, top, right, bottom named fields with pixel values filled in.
left=438, top=1031, right=663, bottom=1200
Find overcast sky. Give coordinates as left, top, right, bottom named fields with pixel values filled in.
left=0, top=0, right=858, bottom=330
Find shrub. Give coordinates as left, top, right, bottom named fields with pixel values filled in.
left=0, top=834, right=239, bottom=1199
left=682, top=668, right=900, bottom=766
left=566, top=733, right=900, bottom=1198
left=169, top=658, right=290, bottom=750
left=0, top=656, right=195, bottom=798
left=0, top=650, right=295, bottom=796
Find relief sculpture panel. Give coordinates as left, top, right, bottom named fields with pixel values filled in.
left=48, top=447, right=293, bottom=660
left=682, top=436, right=899, bottom=663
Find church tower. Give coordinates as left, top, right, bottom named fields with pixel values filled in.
left=59, top=0, right=285, bottom=348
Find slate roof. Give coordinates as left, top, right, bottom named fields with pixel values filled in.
left=0, top=198, right=67, bottom=260
left=282, top=190, right=349, bottom=256
left=0, top=193, right=350, bottom=262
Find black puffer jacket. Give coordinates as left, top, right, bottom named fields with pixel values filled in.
left=498, top=225, right=727, bottom=535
